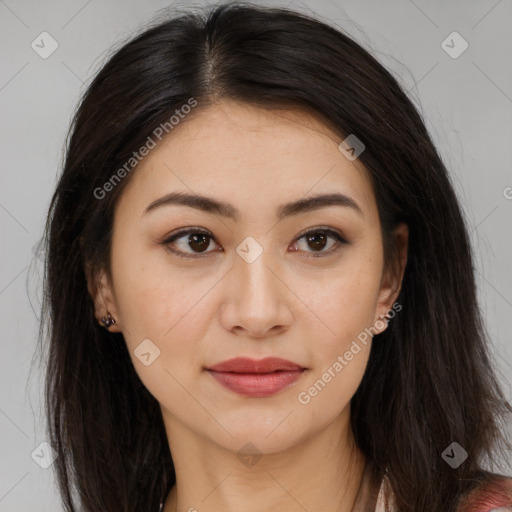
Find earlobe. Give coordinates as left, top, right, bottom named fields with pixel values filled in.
left=85, top=265, right=122, bottom=333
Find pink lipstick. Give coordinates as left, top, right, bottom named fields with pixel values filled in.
left=205, top=357, right=306, bottom=397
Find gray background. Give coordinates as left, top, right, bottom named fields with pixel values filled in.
left=1, top=0, right=511, bottom=510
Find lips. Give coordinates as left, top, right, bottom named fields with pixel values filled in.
left=207, top=357, right=304, bottom=373
left=205, top=357, right=306, bottom=397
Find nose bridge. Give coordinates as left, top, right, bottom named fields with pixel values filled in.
left=235, top=234, right=281, bottom=301
left=222, top=234, right=291, bottom=336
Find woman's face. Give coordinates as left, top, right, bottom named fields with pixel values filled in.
left=91, top=100, right=407, bottom=454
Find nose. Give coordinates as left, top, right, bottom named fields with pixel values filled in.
left=219, top=246, right=293, bottom=339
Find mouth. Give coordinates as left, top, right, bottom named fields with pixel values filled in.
left=205, top=357, right=307, bottom=397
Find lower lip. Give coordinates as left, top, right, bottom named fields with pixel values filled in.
left=207, top=369, right=306, bottom=397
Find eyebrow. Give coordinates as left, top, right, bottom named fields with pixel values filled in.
left=143, top=191, right=364, bottom=220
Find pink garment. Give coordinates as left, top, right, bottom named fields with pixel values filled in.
left=374, top=471, right=512, bottom=512
left=457, top=476, right=512, bottom=512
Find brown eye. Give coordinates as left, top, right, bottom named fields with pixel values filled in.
left=292, top=228, right=348, bottom=258
left=162, top=228, right=220, bottom=258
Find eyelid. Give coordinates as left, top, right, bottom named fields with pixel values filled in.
left=293, top=225, right=346, bottom=243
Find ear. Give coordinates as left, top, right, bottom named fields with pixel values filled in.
left=85, top=264, right=122, bottom=333
left=373, top=222, right=408, bottom=334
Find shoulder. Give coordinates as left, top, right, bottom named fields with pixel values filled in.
left=457, top=475, right=512, bottom=512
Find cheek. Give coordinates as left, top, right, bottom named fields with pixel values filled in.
left=110, top=239, right=200, bottom=351
left=115, top=271, right=208, bottom=353
left=111, top=252, right=212, bottom=413
left=303, top=245, right=384, bottom=342
left=111, top=243, right=226, bottom=381
left=293, top=244, right=382, bottom=408
left=295, top=299, right=373, bottom=420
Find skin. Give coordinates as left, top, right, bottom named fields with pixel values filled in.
left=89, top=100, right=408, bottom=512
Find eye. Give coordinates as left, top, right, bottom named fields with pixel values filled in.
left=161, top=226, right=348, bottom=259
left=161, top=228, right=220, bottom=259
left=291, top=227, right=348, bottom=259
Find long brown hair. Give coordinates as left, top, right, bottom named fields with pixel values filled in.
left=37, top=2, right=512, bottom=511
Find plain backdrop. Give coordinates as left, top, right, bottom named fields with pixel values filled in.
left=1, top=0, right=511, bottom=510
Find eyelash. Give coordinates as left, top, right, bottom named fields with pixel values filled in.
left=160, top=226, right=348, bottom=260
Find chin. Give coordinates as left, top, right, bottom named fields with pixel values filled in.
left=218, top=431, right=305, bottom=458
left=207, top=408, right=318, bottom=455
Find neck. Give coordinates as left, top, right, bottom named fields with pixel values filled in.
left=162, top=407, right=369, bottom=512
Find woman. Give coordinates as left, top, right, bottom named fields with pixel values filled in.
left=39, top=2, right=512, bottom=511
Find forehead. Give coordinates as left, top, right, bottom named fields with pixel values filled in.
left=116, top=100, right=377, bottom=221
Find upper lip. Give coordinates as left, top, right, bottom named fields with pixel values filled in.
left=206, top=357, right=305, bottom=373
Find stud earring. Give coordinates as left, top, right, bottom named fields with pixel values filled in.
left=100, top=312, right=116, bottom=327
